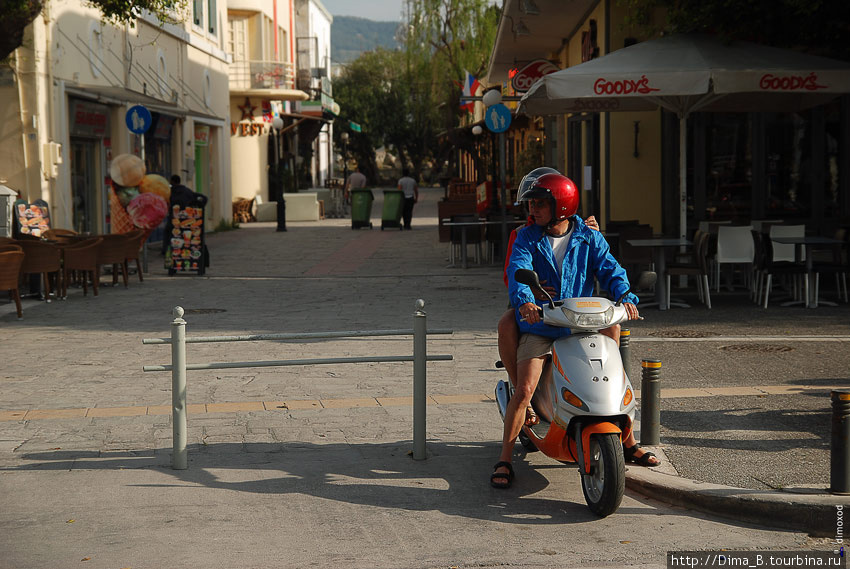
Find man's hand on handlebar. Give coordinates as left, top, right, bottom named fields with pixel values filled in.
left=518, top=302, right=542, bottom=324
left=624, top=302, right=641, bottom=320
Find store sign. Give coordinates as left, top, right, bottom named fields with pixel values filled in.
left=195, top=125, right=210, bottom=146
left=759, top=72, right=827, bottom=91
left=229, top=122, right=266, bottom=137
left=511, top=59, right=559, bottom=93
left=70, top=99, right=110, bottom=138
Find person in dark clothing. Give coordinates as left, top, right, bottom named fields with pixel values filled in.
left=169, top=175, right=208, bottom=208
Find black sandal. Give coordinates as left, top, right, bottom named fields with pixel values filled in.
left=490, top=461, right=514, bottom=489
left=623, top=444, right=661, bottom=467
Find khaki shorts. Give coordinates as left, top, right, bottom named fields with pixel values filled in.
left=517, top=333, right=554, bottom=363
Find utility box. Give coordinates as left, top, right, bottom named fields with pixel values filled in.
left=0, top=185, right=18, bottom=238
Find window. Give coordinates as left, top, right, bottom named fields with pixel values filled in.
left=228, top=17, right=247, bottom=61
left=193, top=0, right=218, bottom=37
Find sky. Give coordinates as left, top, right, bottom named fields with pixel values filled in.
left=321, top=0, right=407, bottom=22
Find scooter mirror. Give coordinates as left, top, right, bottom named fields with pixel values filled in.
left=514, top=269, right=541, bottom=288
left=635, top=271, right=657, bottom=291
left=616, top=271, right=658, bottom=305
left=514, top=269, right=555, bottom=309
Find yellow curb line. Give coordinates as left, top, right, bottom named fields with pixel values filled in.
left=0, top=385, right=842, bottom=423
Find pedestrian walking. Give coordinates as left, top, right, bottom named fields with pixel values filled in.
left=397, top=169, right=418, bottom=230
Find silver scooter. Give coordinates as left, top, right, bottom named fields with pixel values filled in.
left=495, top=269, right=656, bottom=517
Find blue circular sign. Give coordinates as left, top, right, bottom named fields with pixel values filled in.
left=125, top=105, right=152, bottom=134
left=484, top=103, right=512, bottom=133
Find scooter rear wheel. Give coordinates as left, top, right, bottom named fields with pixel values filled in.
left=580, top=432, right=625, bottom=517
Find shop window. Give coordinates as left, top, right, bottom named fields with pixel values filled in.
left=824, top=100, right=842, bottom=218
left=704, top=114, right=752, bottom=221
left=765, top=111, right=811, bottom=219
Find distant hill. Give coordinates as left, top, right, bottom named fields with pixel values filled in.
left=332, top=16, right=401, bottom=64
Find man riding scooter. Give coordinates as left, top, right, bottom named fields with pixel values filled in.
left=492, top=172, right=659, bottom=489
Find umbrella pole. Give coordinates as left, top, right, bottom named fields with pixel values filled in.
left=679, top=114, right=687, bottom=244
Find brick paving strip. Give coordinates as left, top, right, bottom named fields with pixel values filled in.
left=0, top=384, right=839, bottom=423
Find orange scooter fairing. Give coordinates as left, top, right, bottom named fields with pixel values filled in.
left=580, top=423, right=623, bottom=474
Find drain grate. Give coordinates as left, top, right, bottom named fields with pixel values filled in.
left=182, top=308, right=227, bottom=314
left=647, top=330, right=719, bottom=338
left=720, top=344, right=793, bottom=353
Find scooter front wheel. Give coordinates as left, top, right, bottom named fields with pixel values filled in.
left=580, top=432, right=625, bottom=517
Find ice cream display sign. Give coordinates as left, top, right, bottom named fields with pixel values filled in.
left=14, top=199, right=51, bottom=237
left=107, top=153, right=169, bottom=235
left=166, top=205, right=205, bottom=274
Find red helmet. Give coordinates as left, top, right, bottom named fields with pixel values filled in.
left=515, top=167, right=560, bottom=205
left=522, top=173, right=579, bottom=222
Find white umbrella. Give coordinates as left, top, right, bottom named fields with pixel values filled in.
left=518, top=34, right=850, bottom=240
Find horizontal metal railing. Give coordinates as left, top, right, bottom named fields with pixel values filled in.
left=143, top=300, right=452, bottom=469
left=229, top=59, right=296, bottom=90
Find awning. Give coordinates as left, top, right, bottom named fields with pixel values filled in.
left=65, top=84, right=228, bottom=124
left=229, top=88, right=310, bottom=101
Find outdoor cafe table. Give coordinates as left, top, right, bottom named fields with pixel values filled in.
left=440, top=218, right=524, bottom=269
left=771, top=235, right=844, bottom=308
left=626, top=237, right=692, bottom=310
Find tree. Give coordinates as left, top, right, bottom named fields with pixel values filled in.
left=619, top=0, right=850, bottom=60
left=332, top=0, right=498, bottom=184
left=0, top=0, right=188, bottom=61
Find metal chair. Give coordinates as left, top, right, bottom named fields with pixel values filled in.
left=713, top=225, right=755, bottom=292
left=665, top=231, right=711, bottom=309
left=449, top=215, right=483, bottom=266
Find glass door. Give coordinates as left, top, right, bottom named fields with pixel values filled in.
left=70, top=137, right=99, bottom=234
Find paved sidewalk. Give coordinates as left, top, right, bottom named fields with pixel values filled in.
left=1, top=186, right=848, bottom=567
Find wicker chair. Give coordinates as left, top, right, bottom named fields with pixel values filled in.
left=123, top=229, right=146, bottom=282
left=0, top=250, right=25, bottom=319
left=44, top=228, right=79, bottom=242
left=0, top=244, right=23, bottom=253
left=62, top=237, right=102, bottom=297
left=16, top=240, right=62, bottom=301
left=96, top=234, right=130, bottom=288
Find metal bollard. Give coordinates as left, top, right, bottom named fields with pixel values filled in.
left=831, top=389, right=850, bottom=494
left=619, top=328, right=631, bottom=381
left=171, top=307, right=188, bottom=470
left=640, top=359, right=662, bottom=446
left=412, top=299, right=427, bottom=460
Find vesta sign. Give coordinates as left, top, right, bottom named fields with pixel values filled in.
left=594, top=75, right=660, bottom=95
left=512, top=59, right=559, bottom=93
left=759, top=72, right=827, bottom=91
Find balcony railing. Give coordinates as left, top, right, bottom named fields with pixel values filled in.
left=229, top=60, right=296, bottom=91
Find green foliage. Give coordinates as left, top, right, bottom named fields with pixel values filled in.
left=617, top=0, right=850, bottom=60
left=0, top=0, right=187, bottom=61
left=83, top=0, right=187, bottom=27
left=212, top=218, right=239, bottom=232
left=333, top=0, right=499, bottom=182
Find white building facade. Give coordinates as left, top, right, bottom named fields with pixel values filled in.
left=0, top=0, right=232, bottom=234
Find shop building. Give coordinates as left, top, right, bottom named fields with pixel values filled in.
left=486, top=0, right=850, bottom=235
left=0, top=0, right=231, bottom=234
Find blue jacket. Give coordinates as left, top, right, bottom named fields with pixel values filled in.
left=507, top=216, right=638, bottom=338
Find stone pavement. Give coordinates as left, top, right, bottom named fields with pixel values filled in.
left=1, top=186, right=849, bottom=567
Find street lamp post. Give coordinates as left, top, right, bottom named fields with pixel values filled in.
left=482, top=89, right=509, bottom=260
left=340, top=132, right=349, bottom=182
left=272, top=116, right=286, bottom=232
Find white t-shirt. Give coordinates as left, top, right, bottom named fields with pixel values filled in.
left=397, top=176, right=417, bottom=198
left=547, top=225, right=574, bottom=274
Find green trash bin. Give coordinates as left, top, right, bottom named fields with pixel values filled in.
left=350, top=188, right=374, bottom=229
left=381, top=190, right=404, bottom=230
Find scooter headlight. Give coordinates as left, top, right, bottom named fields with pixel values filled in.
left=562, top=306, right=614, bottom=328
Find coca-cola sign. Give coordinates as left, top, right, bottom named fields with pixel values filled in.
left=512, top=59, right=559, bottom=93
left=759, top=72, right=827, bottom=91
left=593, top=75, right=660, bottom=95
